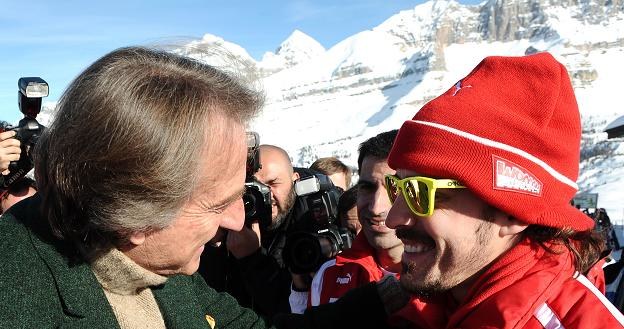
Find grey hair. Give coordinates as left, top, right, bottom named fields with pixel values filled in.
left=34, top=46, right=263, bottom=260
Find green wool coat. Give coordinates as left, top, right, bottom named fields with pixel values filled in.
left=0, top=196, right=274, bottom=329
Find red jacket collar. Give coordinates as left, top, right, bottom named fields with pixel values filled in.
left=395, top=238, right=576, bottom=329
left=336, top=233, right=377, bottom=264
left=334, top=233, right=386, bottom=281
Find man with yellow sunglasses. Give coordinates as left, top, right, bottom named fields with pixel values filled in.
left=377, top=53, right=623, bottom=328
left=274, top=53, right=623, bottom=329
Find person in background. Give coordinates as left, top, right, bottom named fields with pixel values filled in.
left=0, top=177, right=37, bottom=214
left=289, top=130, right=403, bottom=314
left=200, top=144, right=300, bottom=317
left=0, top=46, right=277, bottom=328
left=603, top=209, right=624, bottom=312
left=309, top=157, right=351, bottom=191
left=594, top=208, right=613, bottom=244
left=606, top=252, right=624, bottom=312
left=337, top=186, right=360, bottom=236
left=254, top=145, right=301, bottom=232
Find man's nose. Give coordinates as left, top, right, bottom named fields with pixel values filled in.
left=221, top=198, right=245, bottom=231
left=368, top=186, right=391, bottom=216
left=386, top=194, right=415, bottom=229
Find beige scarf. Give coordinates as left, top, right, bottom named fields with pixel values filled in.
left=91, top=248, right=168, bottom=329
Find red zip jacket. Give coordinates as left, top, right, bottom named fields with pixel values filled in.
left=310, top=233, right=391, bottom=306
left=392, top=239, right=624, bottom=329
left=289, top=233, right=394, bottom=313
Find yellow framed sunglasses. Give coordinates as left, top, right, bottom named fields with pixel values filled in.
left=384, top=175, right=466, bottom=217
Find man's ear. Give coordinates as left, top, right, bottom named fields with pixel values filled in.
left=292, top=171, right=300, bottom=182
left=129, top=232, right=146, bottom=246
left=498, top=216, right=529, bottom=237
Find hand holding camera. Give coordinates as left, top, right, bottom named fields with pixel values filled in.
left=225, top=132, right=271, bottom=259
left=1, top=77, right=47, bottom=189
left=291, top=271, right=315, bottom=291
left=0, top=131, right=21, bottom=174
left=227, top=220, right=262, bottom=259
left=243, top=132, right=272, bottom=229
left=283, top=174, right=354, bottom=274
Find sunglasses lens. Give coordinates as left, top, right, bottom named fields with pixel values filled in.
left=418, top=180, right=431, bottom=214
left=405, top=179, right=430, bottom=215
left=385, top=176, right=399, bottom=203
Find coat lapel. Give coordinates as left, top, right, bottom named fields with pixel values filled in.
left=153, top=274, right=211, bottom=328
left=25, top=212, right=120, bottom=328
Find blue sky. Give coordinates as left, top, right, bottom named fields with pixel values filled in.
left=0, top=0, right=481, bottom=124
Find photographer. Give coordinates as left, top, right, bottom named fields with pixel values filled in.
left=200, top=144, right=300, bottom=317
left=309, top=157, right=351, bottom=191
left=2, top=77, right=47, bottom=194
left=289, top=130, right=402, bottom=314
left=337, top=186, right=360, bottom=236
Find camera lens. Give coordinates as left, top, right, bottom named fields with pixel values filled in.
left=284, top=231, right=322, bottom=274
left=283, top=231, right=342, bottom=274
left=243, top=190, right=257, bottom=218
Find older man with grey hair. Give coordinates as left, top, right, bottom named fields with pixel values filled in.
left=0, top=46, right=277, bottom=328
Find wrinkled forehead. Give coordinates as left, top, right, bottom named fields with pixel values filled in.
left=200, top=115, right=246, bottom=156
left=197, top=118, right=247, bottom=184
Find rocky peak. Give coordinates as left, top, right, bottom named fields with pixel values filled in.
left=178, top=33, right=259, bottom=77
left=478, top=0, right=554, bottom=41
left=259, top=30, right=325, bottom=73
left=275, top=30, right=325, bottom=59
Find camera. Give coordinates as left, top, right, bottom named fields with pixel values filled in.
left=283, top=174, right=353, bottom=274
left=242, top=132, right=272, bottom=229
left=1, top=77, right=48, bottom=190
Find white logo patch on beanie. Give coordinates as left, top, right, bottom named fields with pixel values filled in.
left=493, top=156, right=543, bottom=196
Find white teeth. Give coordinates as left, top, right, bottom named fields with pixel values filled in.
left=404, top=243, right=431, bottom=253
left=368, top=219, right=386, bottom=227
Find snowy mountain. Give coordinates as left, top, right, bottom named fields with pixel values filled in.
left=259, top=30, right=325, bottom=75
left=250, top=0, right=624, bottom=223
left=38, top=0, right=624, bottom=222
left=183, top=33, right=257, bottom=67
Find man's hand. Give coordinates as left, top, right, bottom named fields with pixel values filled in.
left=226, top=221, right=262, bottom=259
left=291, top=272, right=315, bottom=291
left=0, top=131, right=21, bottom=174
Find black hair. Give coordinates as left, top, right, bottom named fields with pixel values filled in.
left=357, top=130, right=398, bottom=174
left=337, top=186, right=358, bottom=218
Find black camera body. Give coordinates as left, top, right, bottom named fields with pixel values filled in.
left=1, top=77, right=48, bottom=190
left=242, top=132, right=272, bottom=229
left=283, top=174, right=353, bottom=274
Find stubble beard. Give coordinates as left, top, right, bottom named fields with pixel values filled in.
left=267, top=187, right=297, bottom=231
left=370, top=230, right=401, bottom=250
left=399, top=220, right=494, bottom=298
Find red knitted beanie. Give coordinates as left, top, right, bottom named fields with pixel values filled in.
left=388, top=52, right=593, bottom=231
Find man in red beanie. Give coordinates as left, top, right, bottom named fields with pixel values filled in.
left=273, top=53, right=624, bottom=329
left=381, top=52, right=623, bottom=328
